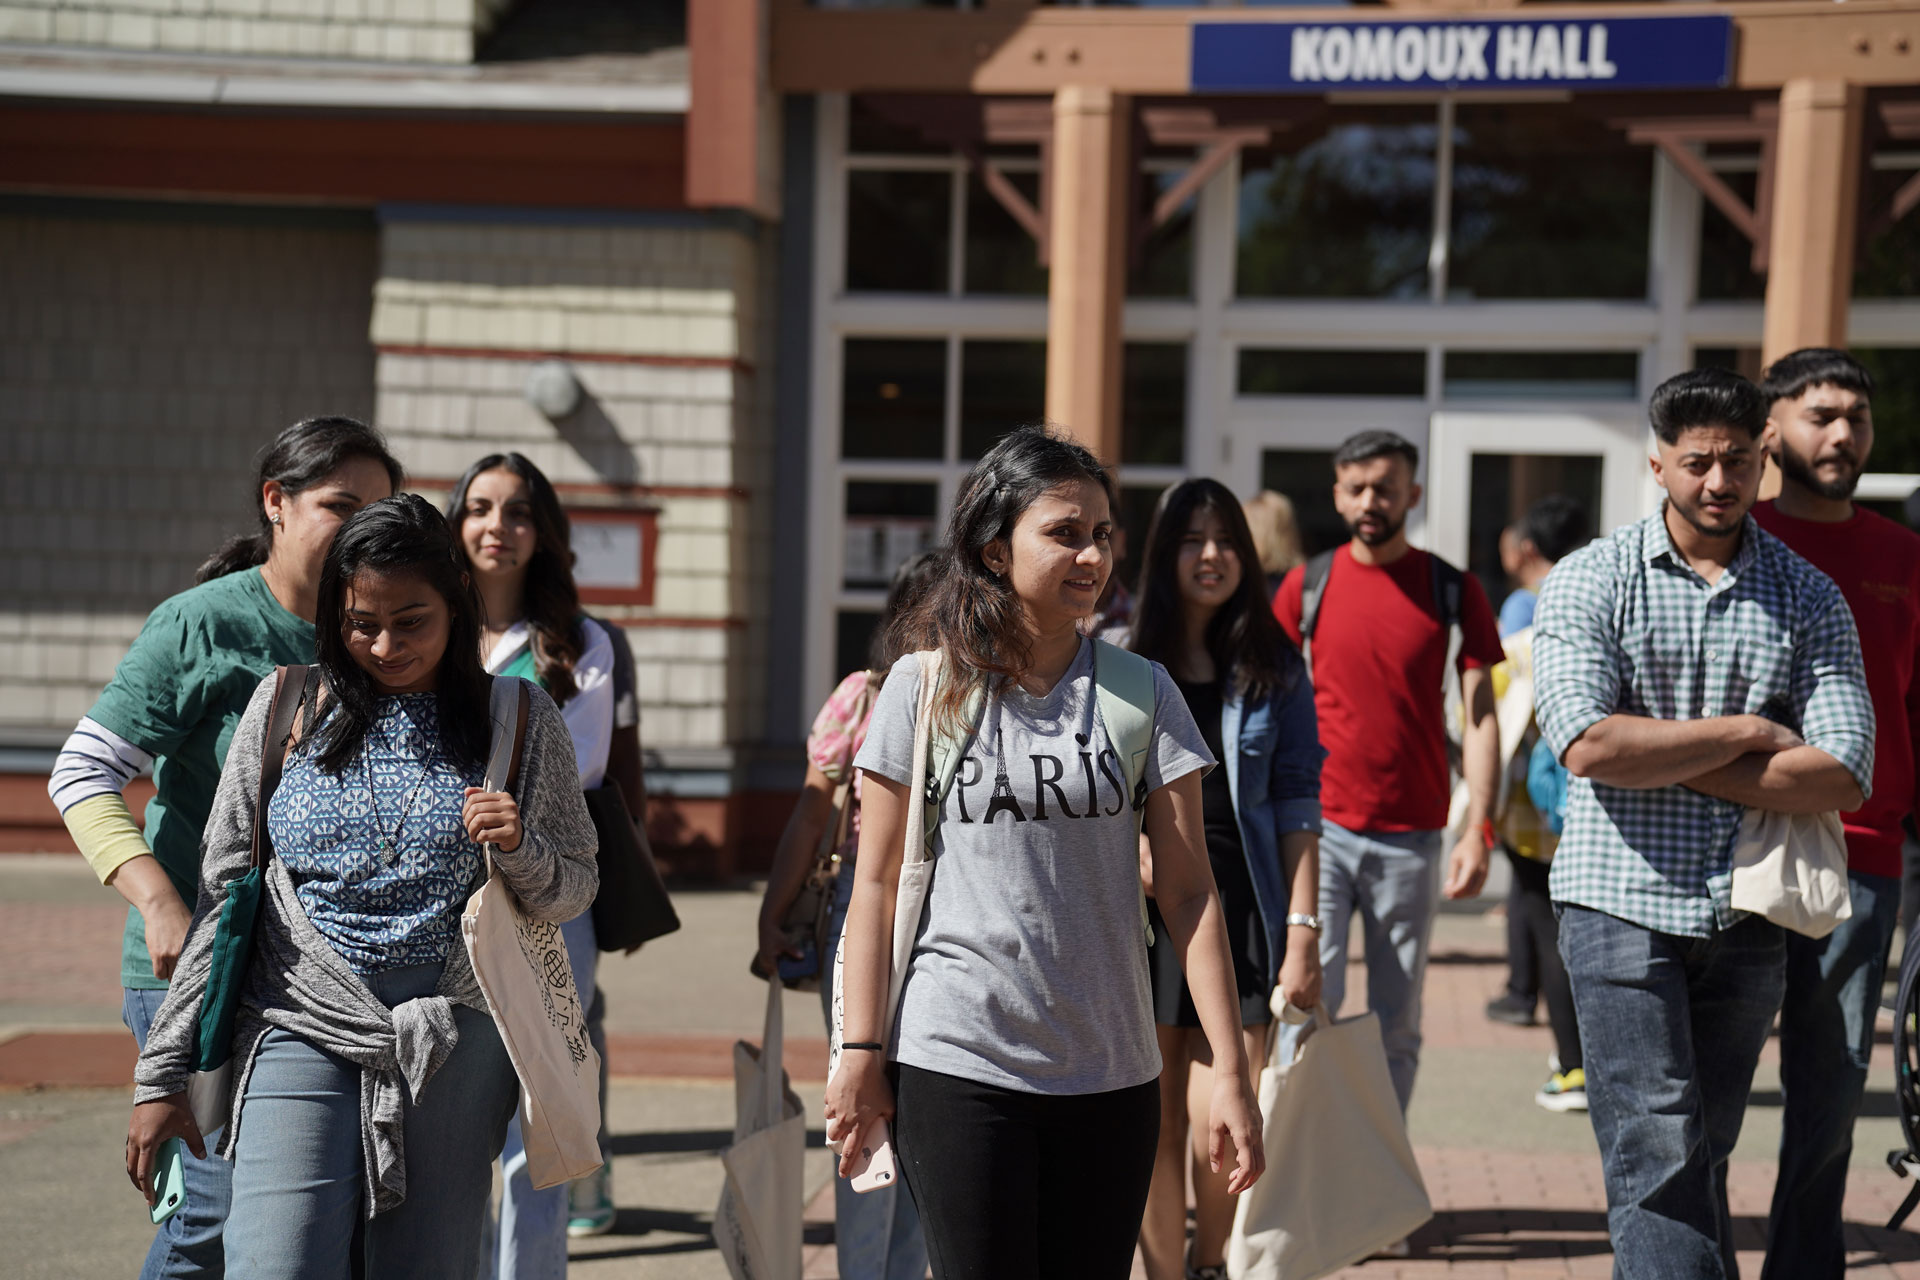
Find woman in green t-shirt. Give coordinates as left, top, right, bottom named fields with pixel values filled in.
left=50, top=415, right=401, bottom=1279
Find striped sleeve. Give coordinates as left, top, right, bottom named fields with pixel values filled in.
left=48, top=717, right=153, bottom=813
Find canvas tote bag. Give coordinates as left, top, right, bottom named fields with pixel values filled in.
left=714, top=977, right=807, bottom=1280
left=1730, top=807, right=1852, bottom=938
left=461, top=675, right=604, bottom=1189
left=1228, top=998, right=1432, bottom=1279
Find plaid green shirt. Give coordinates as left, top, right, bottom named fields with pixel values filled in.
left=1534, top=508, right=1875, bottom=936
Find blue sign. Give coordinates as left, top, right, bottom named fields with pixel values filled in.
left=1192, top=15, right=1734, bottom=93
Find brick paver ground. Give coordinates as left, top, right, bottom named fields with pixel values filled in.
left=7, top=855, right=1920, bottom=1277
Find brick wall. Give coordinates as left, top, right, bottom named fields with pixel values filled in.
left=370, top=215, right=768, bottom=762
left=0, top=0, right=507, bottom=62
left=0, top=204, right=377, bottom=737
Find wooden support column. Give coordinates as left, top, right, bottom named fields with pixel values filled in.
left=1045, top=85, right=1130, bottom=470
left=1761, top=80, right=1864, bottom=363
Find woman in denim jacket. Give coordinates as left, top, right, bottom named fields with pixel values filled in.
left=1126, top=478, right=1326, bottom=1280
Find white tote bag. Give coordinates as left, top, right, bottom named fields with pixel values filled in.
left=461, top=676, right=604, bottom=1189
left=1228, top=999, right=1432, bottom=1280
left=1730, top=807, right=1852, bottom=938
left=715, top=978, right=806, bottom=1280
left=827, top=651, right=942, bottom=1083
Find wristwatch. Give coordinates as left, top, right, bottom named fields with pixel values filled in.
left=1285, top=912, right=1323, bottom=932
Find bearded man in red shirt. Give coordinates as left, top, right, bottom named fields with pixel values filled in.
left=1272, top=431, right=1503, bottom=1120
left=1752, top=348, right=1920, bottom=1280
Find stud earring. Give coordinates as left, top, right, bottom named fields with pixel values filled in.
left=270, top=514, right=282, bottom=527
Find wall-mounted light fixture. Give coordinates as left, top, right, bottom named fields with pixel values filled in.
left=525, top=360, right=583, bottom=419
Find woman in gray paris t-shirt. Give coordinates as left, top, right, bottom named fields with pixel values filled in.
left=823, top=427, right=1266, bottom=1280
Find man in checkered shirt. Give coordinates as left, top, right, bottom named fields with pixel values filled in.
left=1533, top=367, right=1874, bottom=1279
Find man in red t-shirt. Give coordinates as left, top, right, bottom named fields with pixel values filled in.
left=1753, top=349, right=1920, bottom=1280
left=1273, top=430, right=1503, bottom=1113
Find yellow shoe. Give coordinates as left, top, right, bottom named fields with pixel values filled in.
left=1536, top=1067, right=1588, bottom=1113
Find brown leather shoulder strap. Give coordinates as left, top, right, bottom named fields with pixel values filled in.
left=251, top=664, right=312, bottom=870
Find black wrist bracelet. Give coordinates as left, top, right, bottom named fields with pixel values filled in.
left=841, top=1041, right=884, bottom=1052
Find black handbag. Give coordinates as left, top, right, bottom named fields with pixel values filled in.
left=585, top=781, right=680, bottom=951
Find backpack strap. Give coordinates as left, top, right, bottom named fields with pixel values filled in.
left=1092, top=640, right=1157, bottom=948
left=920, top=654, right=984, bottom=854
left=250, top=664, right=314, bottom=871
left=1430, top=554, right=1463, bottom=632
left=1296, top=549, right=1338, bottom=682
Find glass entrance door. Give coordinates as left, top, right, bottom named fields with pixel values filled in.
left=1227, top=399, right=1433, bottom=559
left=1424, top=408, right=1654, bottom=602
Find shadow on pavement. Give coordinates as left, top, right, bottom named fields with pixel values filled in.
left=1410, top=1209, right=1920, bottom=1264
left=610, top=1127, right=828, bottom=1157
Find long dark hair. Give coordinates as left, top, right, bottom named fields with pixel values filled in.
left=890, top=425, right=1117, bottom=736
left=196, top=417, right=405, bottom=584
left=310, top=495, right=492, bottom=775
left=1130, top=478, right=1298, bottom=703
left=869, top=550, right=945, bottom=681
left=445, top=453, right=583, bottom=706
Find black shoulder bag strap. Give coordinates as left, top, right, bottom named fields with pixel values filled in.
left=1296, top=549, right=1339, bottom=681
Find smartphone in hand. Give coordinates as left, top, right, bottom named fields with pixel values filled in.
left=150, top=1137, right=186, bottom=1225
left=847, top=1120, right=898, bottom=1194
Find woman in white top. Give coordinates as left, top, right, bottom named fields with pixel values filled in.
left=447, top=453, right=616, bottom=1280
left=824, top=427, right=1264, bottom=1280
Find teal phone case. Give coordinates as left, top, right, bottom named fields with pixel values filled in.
left=150, top=1137, right=185, bottom=1225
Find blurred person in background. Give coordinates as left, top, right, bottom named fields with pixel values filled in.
left=755, top=551, right=943, bottom=1280
left=447, top=453, right=619, bottom=1280
left=1127, top=479, right=1324, bottom=1280
left=1272, top=432, right=1502, bottom=1119
left=1483, top=497, right=1592, bottom=1114
left=1243, top=489, right=1306, bottom=601
left=49, top=417, right=400, bottom=1279
left=1486, top=496, right=1587, bottom=1027
left=1753, top=349, right=1920, bottom=1280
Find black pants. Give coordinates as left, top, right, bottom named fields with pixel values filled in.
left=1511, top=853, right=1582, bottom=1071
left=891, top=1062, right=1159, bottom=1280
left=1504, top=849, right=1544, bottom=1003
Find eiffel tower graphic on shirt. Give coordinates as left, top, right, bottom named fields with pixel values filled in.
left=982, top=725, right=1027, bottom=824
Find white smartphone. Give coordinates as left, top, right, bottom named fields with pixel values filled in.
left=847, top=1120, right=898, bottom=1194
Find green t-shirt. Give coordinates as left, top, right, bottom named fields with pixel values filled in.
left=87, top=567, right=315, bottom=988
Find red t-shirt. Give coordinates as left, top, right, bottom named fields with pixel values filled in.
left=1274, top=546, right=1505, bottom=833
left=1753, top=501, right=1920, bottom=879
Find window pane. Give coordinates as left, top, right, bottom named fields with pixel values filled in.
left=960, top=339, right=1046, bottom=460
left=1114, top=483, right=1167, bottom=600
left=844, top=481, right=939, bottom=590
left=843, top=338, right=946, bottom=460
left=1692, top=346, right=1764, bottom=380
left=1856, top=160, right=1920, bottom=299
left=1448, top=105, right=1652, bottom=301
left=1237, top=107, right=1436, bottom=300
left=1443, top=351, right=1639, bottom=400
left=1856, top=348, right=1920, bottom=473
left=1131, top=170, right=1195, bottom=299
left=1238, top=348, right=1426, bottom=397
left=849, top=95, right=949, bottom=155
left=847, top=170, right=951, bottom=293
left=1123, top=343, right=1188, bottom=467
left=965, top=166, right=1047, bottom=296
left=1259, top=449, right=1345, bottom=558
left=836, top=611, right=880, bottom=682
left=1696, top=163, right=1765, bottom=302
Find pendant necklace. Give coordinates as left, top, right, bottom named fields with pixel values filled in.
left=365, top=711, right=440, bottom=867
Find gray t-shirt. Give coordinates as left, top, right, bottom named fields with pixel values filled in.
left=854, top=639, right=1214, bottom=1095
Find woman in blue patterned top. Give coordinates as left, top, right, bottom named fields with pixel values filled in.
left=125, top=495, right=599, bottom=1280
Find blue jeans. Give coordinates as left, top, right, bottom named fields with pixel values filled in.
left=489, top=910, right=598, bottom=1280
left=1559, top=905, right=1786, bottom=1280
left=1295, top=821, right=1443, bottom=1112
left=125, top=986, right=231, bottom=1280
left=222, top=963, right=519, bottom=1280
left=1763, top=870, right=1901, bottom=1280
left=823, top=863, right=928, bottom=1280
